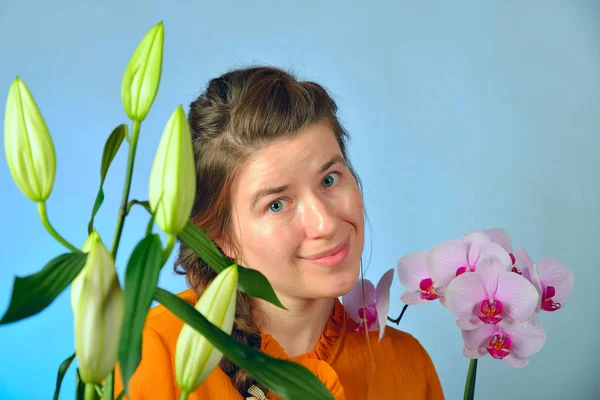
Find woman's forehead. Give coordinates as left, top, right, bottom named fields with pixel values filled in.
left=233, top=125, right=343, bottom=196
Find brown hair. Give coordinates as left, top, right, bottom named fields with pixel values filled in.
left=174, top=66, right=362, bottom=396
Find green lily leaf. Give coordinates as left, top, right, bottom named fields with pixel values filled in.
left=154, top=288, right=334, bottom=400
left=179, top=221, right=286, bottom=310
left=238, top=267, right=286, bottom=310
left=0, top=252, right=88, bottom=324
left=177, top=219, right=229, bottom=273
left=53, top=352, right=76, bottom=400
left=119, top=234, right=163, bottom=393
left=88, top=124, right=127, bottom=234
left=132, top=201, right=286, bottom=310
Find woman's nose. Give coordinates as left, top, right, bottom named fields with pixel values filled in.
left=300, top=194, right=339, bottom=239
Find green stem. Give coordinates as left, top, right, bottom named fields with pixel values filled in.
left=463, top=359, right=478, bottom=400
left=162, top=234, right=176, bottom=265
left=104, top=372, right=114, bottom=400
left=111, top=119, right=141, bottom=259
left=106, top=119, right=141, bottom=400
left=84, top=383, right=96, bottom=400
left=180, top=390, right=190, bottom=400
left=37, top=201, right=80, bottom=253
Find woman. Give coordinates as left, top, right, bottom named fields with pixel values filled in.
left=115, top=66, right=444, bottom=399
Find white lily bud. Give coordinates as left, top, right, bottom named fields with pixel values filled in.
left=148, top=105, right=196, bottom=236
left=121, top=21, right=164, bottom=121
left=3, top=77, right=56, bottom=202
left=71, top=231, right=124, bottom=384
left=175, top=264, right=239, bottom=395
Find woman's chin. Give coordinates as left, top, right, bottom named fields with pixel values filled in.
left=324, top=266, right=361, bottom=298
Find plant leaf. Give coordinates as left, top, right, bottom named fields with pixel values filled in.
left=75, top=369, right=86, bottom=400
left=178, top=220, right=229, bottom=273
left=154, top=288, right=333, bottom=400
left=88, top=124, right=127, bottom=234
left=0, top=252, right=88, bottom=324
left=118, top=234, right=163, bottom=393
left=178, top=221, right=286, bottom=309
left=238, top=267, right=286, bottom=310
left=134, top=201, right=286, bottom=309
left=53, top=352, right=76, bottom=400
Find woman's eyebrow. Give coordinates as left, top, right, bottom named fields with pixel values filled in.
left=251, top=184, right=288, bottom=210
left=319, top=154, right=345, bottom=174
left=250, top=155, right=345, bottom=210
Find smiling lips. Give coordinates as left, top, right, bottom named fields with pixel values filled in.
left=302, top=237, right=350, bottom=267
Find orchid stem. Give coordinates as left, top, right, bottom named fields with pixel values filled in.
left=463, top=359, right=478, bottom=400
left=388, top=304, right=409, bottom=325
left=37, top=201, right=80, bottom=253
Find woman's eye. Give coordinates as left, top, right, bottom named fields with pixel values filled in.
left=268, top=199, right=288, bottom=213
left=322, top=172, right=340, bottom=188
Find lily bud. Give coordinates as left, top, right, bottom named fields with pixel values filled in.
left=175, top=264, right=239, bottom=394
left=148, top=105, right=196, bottom=236
left=121, top=21, right=164, bottom=121
left=3, top=77, right=56, bottom=202
left=71, top=231, right=124, bottom=384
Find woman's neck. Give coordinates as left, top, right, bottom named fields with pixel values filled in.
left=255, top=296, right=334, bottom=358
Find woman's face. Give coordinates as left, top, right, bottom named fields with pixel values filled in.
left=226, top=122, right=365, bottom=300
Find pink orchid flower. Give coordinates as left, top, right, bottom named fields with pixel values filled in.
left=483, top=227, right=522, bottom=273
left=342, top=268, right=394, bottom=341
left=444, top=254, right=539, bottom=329
left=515, top=246, right=574, bottom=313
left=462, top=317, right=547, bottom=367
left=427, top=230, right=513, bottom=288
left=397, top=250, right=445, bottom=306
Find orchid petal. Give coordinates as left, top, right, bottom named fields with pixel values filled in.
left=427, top=240, right=469, bottom=287
left=477, top=255, right=503, bottom=297
left=538, top=258, right=574, bottom=304
left=400, top=290, right=430, bottom=305
left=461, top=324, right=497, bottom=353
left=504, top=353, right=528, bottom=367
left=464, top=231, right=491, bottom=265
left=375, top=269, right=394, bottom=341
left=518, top=251, right=543, bottom=313
left=342, top=279, right=376, bottom=323
left=463, top=345, right=487, bottom=359
left=457, top=317, right=483, bottom=330
left=515, top=246, right=535, bottom=270
left=495, top=271, right=539, bottom=324
left=444, top=272, right=484, bottom=322
left=479, top=242, right=513, bottom=271
left=484, top=228, right=513, bottom=253
left=499, top=319, right=547, bottom=358
left=397, top=250, right=430, bottom=290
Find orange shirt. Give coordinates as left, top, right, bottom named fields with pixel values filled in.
left=113, top=289, right=444, bottom=399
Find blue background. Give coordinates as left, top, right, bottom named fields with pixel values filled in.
left=1, top=1, right=598, bottom=399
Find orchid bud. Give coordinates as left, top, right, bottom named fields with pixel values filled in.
left=121, top=21, right=164, bottom=121
left=148, top=105, right=196, bottom=236
left=3, top=77, right=56, bottom=202
left=175, top=264, right=238, bottom=395
left=71, top=231, right=124, bottom=384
